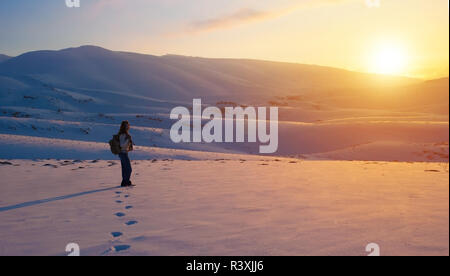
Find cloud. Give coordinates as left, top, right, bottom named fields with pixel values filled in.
left=184, top=0, right=357, bottom=34
left=186, top=6, right=295, bottom=34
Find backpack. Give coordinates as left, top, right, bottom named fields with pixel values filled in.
left=109, top=135, right=121, bottom=155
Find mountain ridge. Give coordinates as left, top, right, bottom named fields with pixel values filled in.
left=5, top=45, right=423, bottom=81
left=0, top=45, right=425, bottom=104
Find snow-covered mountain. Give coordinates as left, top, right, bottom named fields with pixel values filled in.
left=1, top=46, right=447, bottom=256
left=0, top=46, right=448, bottom=161
left=0, top=45, right=420, bottom=103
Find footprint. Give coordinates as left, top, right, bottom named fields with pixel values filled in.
left=125, top=220, right=138, bottom=226
left=125, top=206, right=133, bottom=210
left=111, top=232, right=123, bottom=238
left=113, top=245, right=131, bottom=252
left=60, top=161, right=73, bottom=166
left=115, top=212, right=126, bottom=217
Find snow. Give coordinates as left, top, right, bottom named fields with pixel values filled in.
left=0, top=158, right=448, bottom=256
left=308, top=141, right=449, bottom=162
left=0, top=134, right=250, bottom=160
left=0, top=46, right=448, bottom=256
left=0, top=46, right=448, bottom=161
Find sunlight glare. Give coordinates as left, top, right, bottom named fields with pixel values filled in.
left=370, top=43, right=408, bottom=76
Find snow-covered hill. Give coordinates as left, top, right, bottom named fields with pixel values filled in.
left=0, top=46, right=419, bottom=103
left=0, top=46, right=448, bottom=161
left=0, top=47, right=448, bottom=256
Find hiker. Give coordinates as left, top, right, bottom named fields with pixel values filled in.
left=117, top=120, right=134, bottom=187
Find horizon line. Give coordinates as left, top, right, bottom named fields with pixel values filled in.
left=2, top=44, right=449, bottom=81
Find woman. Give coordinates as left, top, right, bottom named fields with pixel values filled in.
left=118, top=121, right=134, bottom=187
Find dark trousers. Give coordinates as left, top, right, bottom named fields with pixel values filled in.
left=118, top=152, right=132, bottom=184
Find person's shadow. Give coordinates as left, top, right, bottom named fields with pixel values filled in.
left=0, top=186, right=121, bottom=212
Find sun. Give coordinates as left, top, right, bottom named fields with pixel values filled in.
left=370, top=43, right=408, bottom=76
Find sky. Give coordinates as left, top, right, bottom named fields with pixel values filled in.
left=0, top=0, right=449, bottom=79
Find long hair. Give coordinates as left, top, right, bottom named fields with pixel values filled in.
left=118, top=120, right=130, bottom=136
